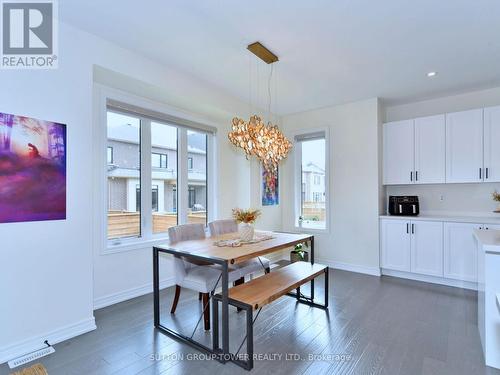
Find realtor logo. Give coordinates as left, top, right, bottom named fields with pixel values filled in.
left=1, top=0, right=58, bottom=69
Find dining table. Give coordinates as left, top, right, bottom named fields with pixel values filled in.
left=152, top=230, right=317, bottom=364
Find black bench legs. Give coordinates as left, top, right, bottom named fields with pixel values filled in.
left=212, top=296, right=255, bottom=371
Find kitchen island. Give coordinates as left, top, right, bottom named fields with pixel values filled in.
left=474, top=229, right=500, bottom=370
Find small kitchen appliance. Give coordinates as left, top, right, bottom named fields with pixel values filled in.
left=388, top=196, right=419, bottom=216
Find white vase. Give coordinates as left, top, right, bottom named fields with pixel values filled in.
left=239, top=223, right=254, bottom=242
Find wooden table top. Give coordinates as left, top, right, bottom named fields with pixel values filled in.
left=155, top=231, right=313, bottom=264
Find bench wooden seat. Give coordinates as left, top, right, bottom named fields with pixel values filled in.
left=227, top=261, right=328, bottom=310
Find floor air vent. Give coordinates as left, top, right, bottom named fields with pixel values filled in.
left=8, top=342, right=55, bottom=369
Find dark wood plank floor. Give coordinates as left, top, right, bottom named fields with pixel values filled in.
left=2, top=269, right=499, bottom=375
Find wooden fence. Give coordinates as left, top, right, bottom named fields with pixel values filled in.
left=108, top=211, right=206, bottom=239
left=302, top=202, right=326, bottom=221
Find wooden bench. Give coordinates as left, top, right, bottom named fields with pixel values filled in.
left=212, top=261, right=329, bottom=370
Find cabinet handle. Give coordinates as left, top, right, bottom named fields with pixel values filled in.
left=486, top=167, right=489, bottom=179
left=411, top=223, right=415, bottom=234
left=415, top=171, right=418, bottom=181
left=406, top=223, right=409, bottom=234
left=410, top=171, right=413, bottom=182
left=479, top=168, right=482, bottom=180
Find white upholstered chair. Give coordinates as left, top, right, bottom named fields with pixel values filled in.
left=168, top=223, right=241, bottom=330
left=209, top=219, right=271, bottom=277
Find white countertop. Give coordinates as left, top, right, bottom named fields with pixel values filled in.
left=379, top=213, right=500, bottom=225
left=473, top=229, right=500, bottom=254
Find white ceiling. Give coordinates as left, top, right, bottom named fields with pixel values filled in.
left=60, top=0, right=500, bottom=115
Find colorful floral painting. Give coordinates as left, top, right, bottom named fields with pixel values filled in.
left=262, top=166, right=279, bottom=206
left=0, top=112, right=66, bottom=223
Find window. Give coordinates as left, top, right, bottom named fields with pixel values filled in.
left=188, top=186, right=196, bottom=208
left=172, top=185, right=177, bottom=213
left=105, top=103, right=213, bottom=246
left=152, top=153, right=167, bottom=169
left=136, top=185, right=159, bottom=212
left=107, top=111, right=141, bottom=240
left=312, top=192, right=320, bottom=202
left=151, top=122, right=177, bottom=234
left=187, top=130, right=207, bottom=224
left=107, top=146, right=113, bottom=164
left=295, top=132, right=327, bottom=230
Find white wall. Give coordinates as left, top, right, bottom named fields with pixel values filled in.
left=0, top=22, right=263, bottom=363
left=281, top=98, right=382, bottom=275
left=384, top=86, right=500, bottom=216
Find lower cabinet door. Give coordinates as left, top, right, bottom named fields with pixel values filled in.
left=381, top=219, right=411, bottom=272
left=444, top=222, right=481, bottom=282
left=410, top=221, right=444, bottom=277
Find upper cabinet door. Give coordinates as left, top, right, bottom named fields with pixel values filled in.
left=446, top=109, right=484, bottom=183
left=383, top=120, right=414, bottom=185
left=484, top=106, right=500, bottom=182
left=414, top=115, right=446, bottom=184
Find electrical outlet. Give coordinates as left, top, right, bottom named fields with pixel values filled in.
left=439, top=195, right=444, bottom=202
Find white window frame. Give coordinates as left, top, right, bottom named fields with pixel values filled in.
left=293, top=128, right=330, bottom=234
left=94, top=85, right=217, bottom=254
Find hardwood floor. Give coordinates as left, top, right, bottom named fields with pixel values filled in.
left=2, top=269, right=499, bottom=375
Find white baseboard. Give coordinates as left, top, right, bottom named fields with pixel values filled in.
left=381, top=269, right=477, bottom=290
left=316, top=258, right=381, bottom=277
left=0, top=317, right=96, bottom=365
left=93, top=277, right=174, bottom=310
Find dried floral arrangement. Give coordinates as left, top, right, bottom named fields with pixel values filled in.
left=232, top=208, right=261, bottom=224
left=493, top=190, right=500, bottom=202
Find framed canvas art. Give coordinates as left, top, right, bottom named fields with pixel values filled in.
left=261, top=165, right=279, bottom=206
left=0, top=112, right=66, bottom=223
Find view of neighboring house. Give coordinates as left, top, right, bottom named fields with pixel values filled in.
left=106, top=112, right=207, bottom=238
left=302, top=162, right=326, bottom=203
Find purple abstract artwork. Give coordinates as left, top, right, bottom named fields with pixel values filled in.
left=0, top=112, right=66, bottom=223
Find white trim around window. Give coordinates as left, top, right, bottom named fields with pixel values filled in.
left=292, top=127, right=330, bottom=234
left=93, top=84, right=217, bottom=254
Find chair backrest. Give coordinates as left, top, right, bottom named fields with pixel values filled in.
left=168, top=224, right=207, bottom=276
left=209, top=219, right=238, bottom=236
left=168, top=223, right=206, bottom=244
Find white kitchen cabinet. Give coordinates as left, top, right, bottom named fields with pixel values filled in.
left=414, top=115, right=446, bottom=184
left=383, top=120, right=414, bottom=185
left=484, top=106, right=500, bottom=182
left=410, top=221, right=444, bottom=277
left=380, top=219, right=411, bottom=271
left=444, top=222, right=481, bottom=282
left=446, top=109, right=484, bottom=183
left=482, top=224, right=500, bottom=231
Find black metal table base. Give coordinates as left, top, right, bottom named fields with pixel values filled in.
left=155, top=324, right=222, bottom=361
left=152, top=235, right=325, bottom=371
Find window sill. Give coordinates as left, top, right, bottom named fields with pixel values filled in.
left=294, top=226, right=330, bottom=235
left=103, top=236, right=170, bottom=255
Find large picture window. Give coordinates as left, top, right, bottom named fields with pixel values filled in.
left=106, top=104, right=213, bottom=245
left=295, top=132, right=327, bottom=230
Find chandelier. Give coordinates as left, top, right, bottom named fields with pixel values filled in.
left=228, top=114, right=292, bottom=172
left=228, top=42, right=292, bottom=172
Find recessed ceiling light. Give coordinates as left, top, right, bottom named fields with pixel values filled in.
left=427, top=71, right=437, bottom=77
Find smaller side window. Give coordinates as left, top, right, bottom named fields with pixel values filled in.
left=107, top=146, right=113, bottom=164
